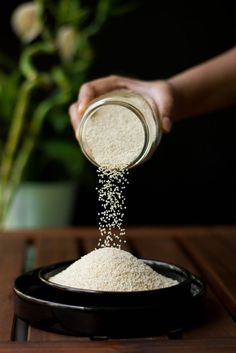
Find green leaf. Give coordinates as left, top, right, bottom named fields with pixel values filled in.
left=110, top=0, right=141, bottom=16
left=39, top=139, right=85, bottom=178
left=0, top=0, right=131, bottom=187
left=0, top=70, right=20, bottom=122
left=55, top=0, right=89, bottom=27
left=47, top=110, right=70, bottom=133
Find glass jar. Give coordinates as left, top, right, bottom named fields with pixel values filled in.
left=77, top=90, right=162, bottom=169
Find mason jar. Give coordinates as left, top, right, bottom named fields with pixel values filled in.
left=77, top=90, right=163, bottom=169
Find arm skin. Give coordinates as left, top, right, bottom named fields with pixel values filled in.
left=168, top=46, right=236, bottom=120
left=69, top=46, right=236, bottom=134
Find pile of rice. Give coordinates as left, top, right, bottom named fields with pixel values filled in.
left=49, top=247, right=178, bottom=292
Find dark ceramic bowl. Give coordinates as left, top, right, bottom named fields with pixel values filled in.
left=38, top=259, right=191, bottom=306
left=14, top=260, right=206, bottom=338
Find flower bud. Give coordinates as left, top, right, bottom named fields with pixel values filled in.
left=11, top=2, right=42, bottom=43
left=56, top=26, right=77, bottom=62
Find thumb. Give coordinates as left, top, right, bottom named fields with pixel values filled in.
left=157, top=98, right=173, bottom=133
left=161, top=116, right=172, bottom=133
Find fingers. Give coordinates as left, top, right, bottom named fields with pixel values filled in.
left=122, top=80, right=174, bottom=133
left=147, top=96, right=172, bottom=133
left=71, top=76, right=174, bottom=140
left=77, top=75, right=129, bottom=114
left=77, top=84, right=96, bottom=115
left=70, top=75, right=130, bottom=137
left=69, top=103, right=79, bottom=136
left=155, top=89, right=174, bottom=133
left=161, top=116, right=172, bottom=133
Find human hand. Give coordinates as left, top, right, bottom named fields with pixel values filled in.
left=69, top=75, right=175, bottom=134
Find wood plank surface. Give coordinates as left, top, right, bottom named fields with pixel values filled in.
left=28, top=237, right=81, bottom=342
left=1, top=225, right=235, bottom=239
left=0, top=236, right=25, bottom=341
left=34, top=237, right=79, bottom=267
left=131, top=236, right=236, bottom=338
left=82, top=235, right=133, bottom=254
left=130, top=236, right=197, bottom=272
left=1, top=227, right=236, bottom=349
left=177, top=235, right=236, bottom=319
left=0, top=338, right=236, bottom=353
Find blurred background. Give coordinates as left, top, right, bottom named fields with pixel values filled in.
left=1, top=0, right=236, bottom=227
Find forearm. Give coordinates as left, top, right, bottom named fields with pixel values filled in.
left=168, top=46, right=236, bottom=120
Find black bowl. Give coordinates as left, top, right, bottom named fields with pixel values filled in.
left=38, top=259, right=192, bottom=307
left=14, top=261, right=206, bottom=338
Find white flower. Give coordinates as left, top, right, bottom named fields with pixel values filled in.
left=11, top=2, right=42, bottom=43
left=56, top=26, right=77, bottom=62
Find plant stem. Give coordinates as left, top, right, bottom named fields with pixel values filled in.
left=20, top=42, right=55, bottom=81
left=0, top=81, right=34, bottom=185
left=84, top=0, right=110, bottom=37
left=0, top=80, right=34, bottom=224
left=1, top=90, right=70, bottom=226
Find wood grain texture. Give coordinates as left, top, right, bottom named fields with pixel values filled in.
left=0, top=338, right=236, bottom=353
left=28, top=237, right=80, bottom=342
left=0, top=236, right=25, bottom=341
left=34, top=237, right=79, bottom=267
left=81, top=236, right=133, bottom=254
left=1, top=226, right=236, bottom=350
left=132, top=236, right=236, bottom=338
left=177, top=235, right=236, bottom=319
left=1, top=225, right=235, bottom=239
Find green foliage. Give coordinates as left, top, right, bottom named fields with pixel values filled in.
left=0, top=70, right=21, bottom=124
left=40, top=139, right=85, bottom=179
left=0, top=0, right=136, bottom=224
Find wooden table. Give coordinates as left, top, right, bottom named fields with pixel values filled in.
left=1, top=226, right=236, bottom=352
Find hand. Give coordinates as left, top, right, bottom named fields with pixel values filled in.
left=69, top=75, right=175, bottom=135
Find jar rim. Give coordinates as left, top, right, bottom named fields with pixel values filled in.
left=78, top=98, right=150, bottom=169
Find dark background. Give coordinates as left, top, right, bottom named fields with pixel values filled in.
left=1, top=0, right=236, bottom=226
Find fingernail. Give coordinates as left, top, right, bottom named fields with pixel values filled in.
left=77, top=104, right=82, bottom=113
left=75, top=126, right=80, bottom=141
left=78, top=103, right=85, bottom=115
left=69, top=104, right=78, bottom=122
